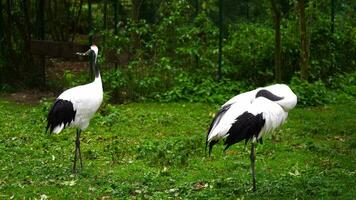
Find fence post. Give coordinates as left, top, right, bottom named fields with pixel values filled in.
left=217, top=0, right=223, bottom=81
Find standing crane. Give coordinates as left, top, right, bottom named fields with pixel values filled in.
left=46, top=45, right=103, bottom=172
left=206, top=84, right=297, bottom=191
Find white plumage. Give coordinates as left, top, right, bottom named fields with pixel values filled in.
left=207, top=84, right=297, bottom=145
left=46, top=45, right=102, bottom=172
left=206, top=83, right=297, bottom=191
left=52, top=76, right=103, bottom=133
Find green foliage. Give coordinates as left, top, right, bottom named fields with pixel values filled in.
left=101, top=68, right=128, bottom=103
left=161, top=72, right=250, bottom=104
left=327, top=72, right=356, bottom=102
left=289, top=72, right=356, bottom=107
left=97, top=1, right=355, bottom=103
left=330, top=72, right=356, bottom=96
left=1, top=0, right=355, bottom=98
left=290, top=76, right=329, bottom=106
left=224, top=23, right=275, bottom=84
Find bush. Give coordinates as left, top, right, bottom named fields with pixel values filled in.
left=224, top=23, right=275, bottom=85
left=327, top=72, right=356, bottom=102
left=329, top=72, right=356, bottom=96
left=290, top=76, right=329, bottom=107
left=160, top=72, right=250, bottom=104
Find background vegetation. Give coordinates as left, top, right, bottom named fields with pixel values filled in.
left=0, top=0, right=354, bottom=105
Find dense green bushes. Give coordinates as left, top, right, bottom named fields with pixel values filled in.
left=224, top=23, right=275, bottom=85
left=93, top=1, right=354, bottom=106
left=99, top=4, right=353, bottom=106
left=1, top=0, right=354, bottom=107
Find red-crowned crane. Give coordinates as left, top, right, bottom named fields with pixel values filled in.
left=206, top=84, right=297, bottom=191
left=46, top=45, right=103, bottom=172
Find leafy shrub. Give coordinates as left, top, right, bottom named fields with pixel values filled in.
left=290, top=76, right=329, bottom=107
left=63, top=70, right=88, bottom=88
left=327, top=72, right=356, bottom=103
left=329, top=72, right=356, bottom=97
left=101, top=68, right=128, bottom=103
left=224, top=23, right=275, bottom=85
left=160, top=72, right=250, bottom=104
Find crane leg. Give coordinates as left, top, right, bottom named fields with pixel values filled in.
left=78, top=130, right=83, bottom=168
left=250, top=142, right=257, bottom=192
left=72, top=129, right=82, bottom=173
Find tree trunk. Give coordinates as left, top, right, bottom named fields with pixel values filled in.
left=298, top=0, right=309, bottom=80
left=4, top=0, right=18, bottom=76
left=4, top=0, right=13, bottom=59
left=270, top=0, right=282, bottom=82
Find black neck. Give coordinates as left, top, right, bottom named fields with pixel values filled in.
left=89, top=52, right=100, bottom=78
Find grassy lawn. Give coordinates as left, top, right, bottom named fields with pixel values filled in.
left=0, top=99, right=355, bottom=199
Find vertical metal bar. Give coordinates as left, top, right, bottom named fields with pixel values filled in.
left=0, top=1, right=4, bottom=52
left=38, top=0, right=45, bottom=87
left=102, top=0, right=107, bottom=44
left=331, top=0, right=335, bottom=69
left=88, top=0, right=93, bottom=78
left=331, top=0, right=335, bottom=34
left=0, top=1, right=4, bottom=85
left=195, top=0, right=199, bottom=70
left=103, top=0, right=107, bottom=30
left=217, top=0, right=223, bottom=81
left=113, top=0, right=118, bottom=69
left=0, top=1, right=4, bottom=46
left=38, top=0, right=45, bottom=40
left=246, top=0, right=249, bottom=20
left=114, top=0, right=118, bottom=35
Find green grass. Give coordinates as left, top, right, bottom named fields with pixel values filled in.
left=0, top=100, right=355, bottom=199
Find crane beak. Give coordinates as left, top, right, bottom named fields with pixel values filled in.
left=76, top=49, right=92, bottom=56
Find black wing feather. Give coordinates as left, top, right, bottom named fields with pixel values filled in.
left=46, top=99, right=76, bottom=133
left=224, top=112, right=265, bottom=151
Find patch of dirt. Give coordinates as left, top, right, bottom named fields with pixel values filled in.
left=1, top=57, right=103, bottom=105
left=0, top=90, right=55, bottom=105
left=46, top=58, right=89, bottom=80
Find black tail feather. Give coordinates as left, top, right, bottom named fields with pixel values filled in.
left=46, top=99, right=76, bottom=134
left=224, top=112, right=265, bottom=150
